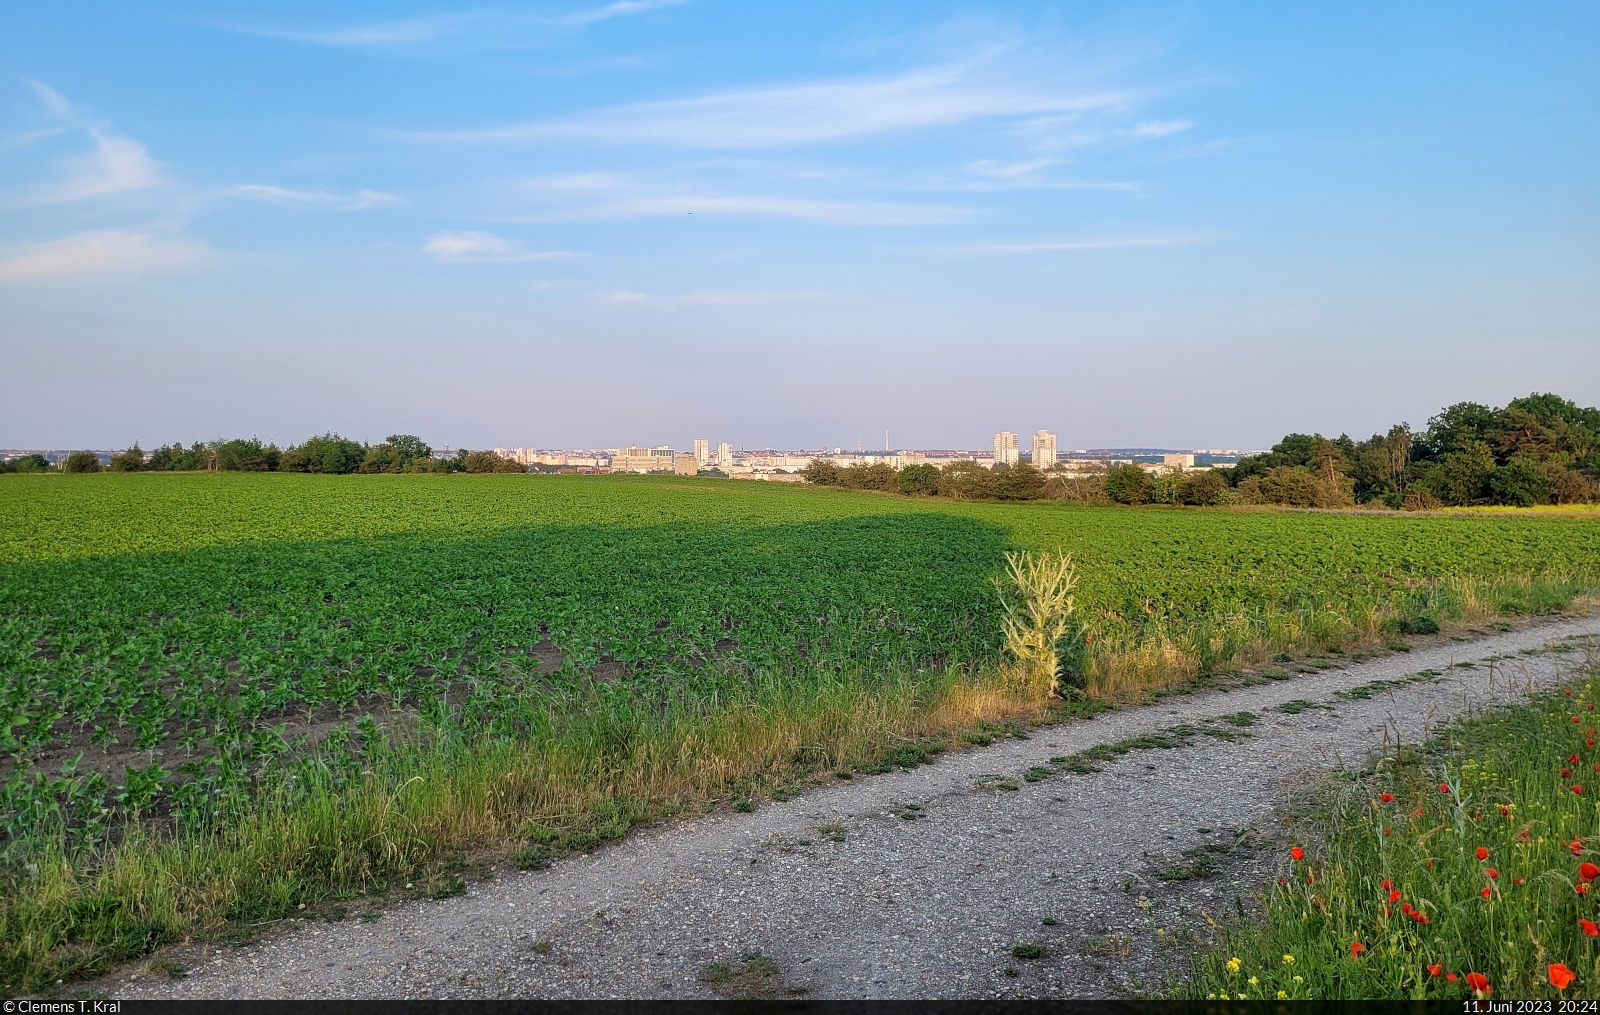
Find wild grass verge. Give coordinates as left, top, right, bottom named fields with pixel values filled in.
left=0, top=660, right=1043, bottom=994
left=1183, top=640, right=1600, bottom=1000
left=1082, top=571, right=1597, bottom=701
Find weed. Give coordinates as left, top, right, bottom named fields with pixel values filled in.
left=1004, top=966, right=1019, bottom=977
left=531, top=940, right=552, bottom=955
left=512, top=845, right=550, bottom=870
left=1024, top=767, right=1051, bottom=782
left=699, top=950, right=781, bottom=999
left=1042, top=917, right=1057, bottom=926
left=733, top=799, right=755, bottom=813
left=1012, top=943, right=1043, bottom=959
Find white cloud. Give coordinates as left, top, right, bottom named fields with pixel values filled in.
left=0, top=230, right=207, bottom=280
left=219, top=1, right=686, bottom=47
left=510, top=173, right=972, bottom=225
left=33, top=128, right=163, bottom=203
left=422, top=230, right=579, bottom=262
left=416, top=58, right=1128, bottom=148
left=961, top=234, right=1214, bottom=253
left=1132, top=119, right=1192, bottom=138
left=227, top=184, right=405, bottom=210
left=684, top=290, right=822, bottom=305
left=24, top=79, right=71, bottom=114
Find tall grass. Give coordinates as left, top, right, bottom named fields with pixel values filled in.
left=1184, top=642, right=1600, bottom=1000
left=1080, top=572, right=1596, bottom=701
left=0, top=660, right=1041, bottom=993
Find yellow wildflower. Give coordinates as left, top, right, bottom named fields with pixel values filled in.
left=1248, top=977, right=1259, bottom=987
left=1226, top=957, right=1242, bottom=973
left=1278, top=991, right=1289, bottom=1000
left=1283, top=954, right=1295, bottom=965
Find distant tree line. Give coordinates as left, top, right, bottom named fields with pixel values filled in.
left=0, top=435, right=529, bottom=475
left=803, top=393, right=1600, bottom=509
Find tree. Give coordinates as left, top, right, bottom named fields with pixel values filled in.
left=1104, top=463, right=1153, bottom=505
left=936, top=461, right=997, bottom=499
left=1417, top=402, right=1496, bottom=461
left=7, top=454, right=51, bottom=473
left=1487, top=457, right=1551, bottom=507
left=1178, top=469, right=1228, bottom=506
left=63, top=451, right=102, bottom=474
left=993, top=461, right=1045, bottom=500
left=836, top=462, right=896, bottom=490
left=109, top=445, right=146, bottom=471
left=291, top=434, right=366, bottom=474
left=895, top=463, right=940, bottom=495
left=213, top=438, right=278, bottom=471
left=385, top=434, right=432, bottom=466
left=462, top=450, right=526, bottom=474
left=1427, top=439, right=1496, bottom=505
left=802, top=458, right=840, bottom=485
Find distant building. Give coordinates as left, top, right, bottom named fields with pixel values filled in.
left=993, top=432, right=1019, bottom=466
left=716, top=443, right=733, bottom=468
left=1161, top=453, right=1196, bottom=470
left=694, top=438, right=709, bottom=465
left=1031, top=430, right=1057, bottom=470
left=610, top=446, right=685, bottom=473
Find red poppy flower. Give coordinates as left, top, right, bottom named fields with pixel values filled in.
left=1380, top=878, right=1392, bottom=891
left=1485, top=868, right=1498, bottom=879
left=1426, top=859, right=1435, bottom=867
left=1576, top=785, right=1586, bottom=795
left=1590, top=739, right=1596, bottom=748
left=1571, top=838, right=1584, bottom=856
left=1380, top=792, right=1393, bottom=803
left=1581, top=918, right=1599, bottom=937
left=1349, top=941, right=1366, bottom=958
left=1446, top=972, right=1458, bottom=983
left=1382, top=827, right=1391, bottom=837
left=1575, top=716, right=1583, bottom=724
left=1513, top=877, right=1526, bottom=885
left=1563, top=769, right=1571, bottom=778
left=1439, top=782, right=1451, bottom=793
left=1578, top=883, right=1590, bottom=896
left=1427, top=964, right=1443, bottom=977
left=1481, top=886, right=1492, bottom=898
left=1567, top=690, right=1575, bottom=696
left=1589, top=704, right=1595, bottom=712
left=1550, top=964, right=1576, bottom=991
left=1573, top=754, right=1582, bottom=764
left=1410, top=911, right=1430, bottom=924
left=1290, top=846, right=1304, bottom=861
left=1579, top=862, right=1600, bottom=882
left=1476, top=847, right=1488, bottom=860
left=1389, top=889, right=1402, bottom=903
left=1465, top=972, right=1492, bottom=997
left=1499, top=805, right=1510, bottom=816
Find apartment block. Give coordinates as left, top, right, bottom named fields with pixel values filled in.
left=1031, top=430, right=1057, bottom=469
left=694, top=438, right=709, bottom=465
left=993, top=431, right=1019, bottom=466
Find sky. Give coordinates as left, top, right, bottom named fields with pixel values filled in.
left=1, top=1, right=1596, bottom=452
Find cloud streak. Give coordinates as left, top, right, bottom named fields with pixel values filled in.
left=31, top=129, right=164, bottom=203
left=506, top=173, right=973, bottom=225
left=411, top=58, right=1128, bottom=148
left=423, top=230, right=580, bottom=262
left=218, top=1, right=687, bottom=48
left=227, top=185, right=405, bottom=210
left=0, top=230, right=208, bottom=280
left=960, top=234, right=1216, bottom=253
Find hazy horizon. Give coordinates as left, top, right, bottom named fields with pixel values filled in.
left=3, top=1, right=1596, bottom=451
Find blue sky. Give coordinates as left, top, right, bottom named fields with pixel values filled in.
left=2, top=1, right=1596, bottom=451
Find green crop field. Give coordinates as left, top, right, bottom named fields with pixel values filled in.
left=0, top=472, right=1597, bottom=989
left=3, top=473, right=1598, bottom=841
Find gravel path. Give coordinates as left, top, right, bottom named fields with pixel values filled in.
left=105, top=616, right=1600, bottom=1000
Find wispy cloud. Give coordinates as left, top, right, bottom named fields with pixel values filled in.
left=596, top=289, right=647, bottom=304
left=1131, top=119, right=1192, bottom=138
left=24, top=78, right=71, bottom=114
left=31, top=128, right=164, bottom=203
left=423, top=230, right=580, bottom=262
left=507, top=173, right=972, bottom=225
left=218, top=1, right=686, bottom=48
left=411, top=57, right=1128, bottom=148
left=960, top=233, right=1215, bottom=253
left=227, top=184, right=405, bottom=210
left=684, top=290, right=822, bottom=305
left=0, top=230, right=208, bottom=280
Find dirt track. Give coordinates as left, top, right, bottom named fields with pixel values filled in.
left=103, top=615, right=1600, bottom=1000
